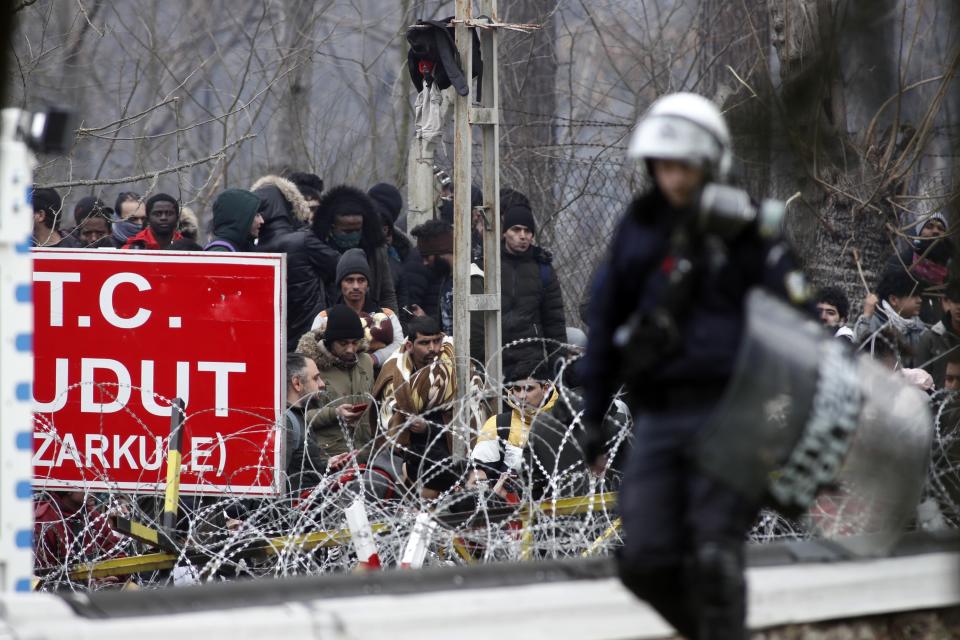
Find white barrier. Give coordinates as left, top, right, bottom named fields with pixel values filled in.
left=2, top=551, right=959, bottom=639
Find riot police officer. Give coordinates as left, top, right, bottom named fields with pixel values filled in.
left=581, top=93, right=808, bottom=639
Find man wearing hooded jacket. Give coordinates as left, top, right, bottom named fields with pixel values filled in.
left=203, top=188, right=263, bottom=252
left=312, top=185, right=398, bottom=313
left=253, top=175, right=341, bottom=351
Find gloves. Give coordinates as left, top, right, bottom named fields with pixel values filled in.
left=578, top=418, right=608, bottom=470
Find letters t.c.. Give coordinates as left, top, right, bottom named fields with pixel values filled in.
left=100, top=272, right=152, bottom=328
left=33, top=271, right=81, bottom=327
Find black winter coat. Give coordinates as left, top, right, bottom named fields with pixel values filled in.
left=256, top=185, right=340, bottom=351
left=500, top=244, right=567, bottom=370
left=582, top=189, right=804, bottom=422
left=388, top=231, right=428, bottom=312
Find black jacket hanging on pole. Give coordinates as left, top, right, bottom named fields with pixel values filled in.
left=406, top=17, right=482, bottom=100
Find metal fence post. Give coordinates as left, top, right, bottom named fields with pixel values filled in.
left=0, top=108, right=38, bottom=592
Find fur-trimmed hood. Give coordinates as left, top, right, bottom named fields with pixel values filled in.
left=296, top=327, right=370, bottom=370
left=251, top=175, right=312, bottom=223
left=311, top=184, right=385, bottom=250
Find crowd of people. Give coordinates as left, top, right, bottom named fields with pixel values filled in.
left=28, top=165, right=959, bottom=587
left=813, top=215, right=960, bottom=524
left=30, top=172, right=602, bottom=575
left=813, top=211, right=958, bottom=394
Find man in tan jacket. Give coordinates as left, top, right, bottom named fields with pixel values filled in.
left=296, top=304, right=375, bottom=461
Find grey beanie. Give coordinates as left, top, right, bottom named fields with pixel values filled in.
left=915, top=211, right=948, bottom=236
left=335, top=248, right=371, bottom=287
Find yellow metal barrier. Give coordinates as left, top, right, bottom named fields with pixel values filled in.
left=65, top=492, right=619, bottom=578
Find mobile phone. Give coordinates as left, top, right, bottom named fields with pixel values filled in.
left=350, top=403, right=369, bottom=413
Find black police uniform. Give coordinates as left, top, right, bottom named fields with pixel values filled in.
left=581, top=187, right=805, bottom=639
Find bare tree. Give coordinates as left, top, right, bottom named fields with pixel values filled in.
left=499, top=0, right=559, bottom=226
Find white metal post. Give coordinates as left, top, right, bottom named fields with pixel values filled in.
left=0, top=108, right=37, bottom=592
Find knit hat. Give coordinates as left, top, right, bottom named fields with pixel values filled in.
left=368, top=183, right=403, bottom=224
left=335, top=248, right=371, bottom=287
left=916, top=212, right=948, bottom=236
left=74, top=196, right=112, bottom=226
left=503, top=204, right=536, bottom=235
left=500, top=187, right=530, bottom=211
left=324, top=304, right=364, bottom=342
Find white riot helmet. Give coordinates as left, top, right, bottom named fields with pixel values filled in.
left=628, top=92, right=733, bottom=180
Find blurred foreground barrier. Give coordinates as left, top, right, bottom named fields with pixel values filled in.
left=11, top=532, right=960, bottom=640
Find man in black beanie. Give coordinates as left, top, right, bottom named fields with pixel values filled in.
left=500, top=202, right=567, bottom=372
left=368, top=183, right=403, bottom=225
left=309, top=248, right=404, bottom=370
left=296, top=304, right=375, bottom=458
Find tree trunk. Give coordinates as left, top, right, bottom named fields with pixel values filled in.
left=700, top=0, right=772, bottom=197
left=272, top=0, right=315, bottom=174
left=771, top=0, right=906, bottom=310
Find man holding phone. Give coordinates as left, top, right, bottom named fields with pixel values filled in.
left=295, top=304, right=376, bottom=461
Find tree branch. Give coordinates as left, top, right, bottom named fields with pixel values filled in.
left=38, top=134, right=255, bottom=189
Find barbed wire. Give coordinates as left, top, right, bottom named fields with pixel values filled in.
left=30, top=334, right=960, bottom=593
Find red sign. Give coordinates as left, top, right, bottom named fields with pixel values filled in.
left=31, top=249, right=286, bottom=496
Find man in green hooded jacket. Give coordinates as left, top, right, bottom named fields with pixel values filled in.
left=204, top=188, right=264, bottom=252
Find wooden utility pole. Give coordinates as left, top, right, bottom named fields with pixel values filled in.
left=452, top=0, right=503, bottom=457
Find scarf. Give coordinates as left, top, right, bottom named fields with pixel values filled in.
left=910, top=253, right=949, bottom=285
left=879, top=300, right=926, bottom=336
left=112, top=217, right=142, bottom=245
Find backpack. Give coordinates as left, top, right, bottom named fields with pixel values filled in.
left=203, top=239, right=237, bottom=252
left=285, top=407, right=304, bottom=450
left=496, top=410, right=512, bottom=441
left=538, top=262, right=552, bottom=292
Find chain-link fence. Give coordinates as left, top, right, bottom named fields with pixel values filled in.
left=536, top=153, right=643, bottom=329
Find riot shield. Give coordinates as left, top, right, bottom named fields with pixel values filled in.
left=696, top=289, right=932, bottom=556
left=810, top=358, right=933, bottom=555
